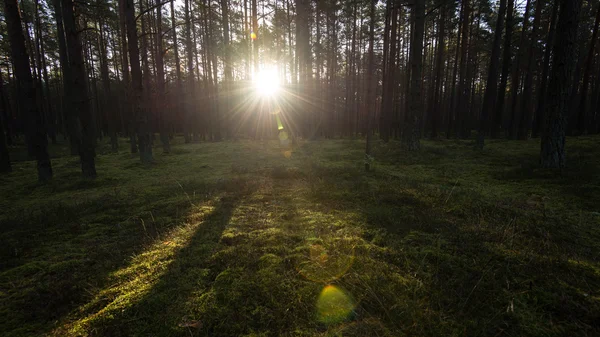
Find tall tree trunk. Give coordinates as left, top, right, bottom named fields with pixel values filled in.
left=492, top=0, right=514, bottom=138
left=123, top=0, right=153, bottom=164
left=477, top=0, right=507, bottom=148
left=220, top=0, right=231, bottom=140
left=533, top=0, right=559, bottom=138
left=431, top=4, right=446, bottom=139
left=364, top=0, right=376, bottom=170
left=517, top=0, right=543, bottom=140
left=183, top=0, right=194, bottom=143
left=156, top=0, right=170, bottom=152
left=51, top=0, right=79, bottom=154
left=3, top=0, right=52, bottom=181
left=576, top=4, right=600, bottom=134
left=405, top=0, right=425, bottom=150
left=118, top=0, right=136, bottom=153
left=540, top=0, right=582, bottom=168
left=507, top=0, right=532, bottom=140
left=62, top=0, right=97, bottom=177
left=454, top=0, right=470, bottom=139
left=170, top=0, right=181, bottom=136
left=98, top=20, right=118, bottom=152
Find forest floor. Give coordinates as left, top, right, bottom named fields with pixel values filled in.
left=1, top=135, right=600, bottom=336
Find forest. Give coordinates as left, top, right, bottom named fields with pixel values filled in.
left=1, top=0, right=600, bottom=335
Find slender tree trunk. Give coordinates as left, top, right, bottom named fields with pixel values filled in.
left=576, top=5, right=600, bottom=134
left=477, top=0, right=507, bottom=149
left=51, top=0, right=79, bottom=154
left=123, top=0, right=153, bottom=164
left=431, top=5, right=446, bottom=139
left=3, top=0, right=52, bottom=181
left=62, top=0, right=97, bottom=177
left=183, top=0, right=194, bottom=143
left=454, top=0, right=470, bottom=139
left=364, top=0, right=376, bottom=170
left=517, top=0, right=543, bottom=140
left=540, top=0, right=582, bottom=168
left=492, top=0, right=514, bottom=138
left=118, top=0, right=136, bottom=153
left=405, top=0, right=425, bottom=150
left=508, top=0, right=532, bottom=140
left=155, top=0, right=170, bottom=152
left=170, top=0, right=181, bottom=136
left=533, top=0, right=559, bottom=138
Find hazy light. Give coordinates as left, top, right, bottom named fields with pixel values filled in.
left=254, top=69, right=280, bottom=97
left=316, top=285, right=355, bottom=324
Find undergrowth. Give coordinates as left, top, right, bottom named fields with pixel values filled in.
left=1, top=136, right=599, bottom=336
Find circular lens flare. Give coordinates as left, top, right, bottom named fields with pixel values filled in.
left=316, top=285, right=355, bottom=324
left=254, top=69, right=280, bottom=97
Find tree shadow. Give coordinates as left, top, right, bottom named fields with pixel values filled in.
left=0, top=173, right=230, bottom=336
left=80, top=188, right=249, bottom=336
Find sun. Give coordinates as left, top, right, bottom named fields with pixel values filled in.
left=254, top=68, right=280, bottom=97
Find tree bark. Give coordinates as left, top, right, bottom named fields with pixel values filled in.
left=3, top=0, right=52, bottom=181
left=405, top=0, right=425, bottom=150
left=123, top=0, right=153, bottom=164
left=364, top=0, right=376, bottom=171
left=62, top=0, right=97, bottom=177
left=492, top=0, right=514, bottom=138
left=477, top=0, right=507, bottom=149
left=576, top=4, right=600, bottom=134
left=533, top=0, right=559, bottom=138
left=540, top=0, right=582, bottom=168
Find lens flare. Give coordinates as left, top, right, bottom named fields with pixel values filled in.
left=254, top=69, right=280, bottom=96
left=316, top=285, right=355, bottom=324
left=251, top=32, right=257, bottom=40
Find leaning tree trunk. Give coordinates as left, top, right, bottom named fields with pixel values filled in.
left=405, top=0, right=425, bottom=151
left=477, top=0, right=508, bottom=149
left=62, top=0, right=97, bottom=177
left=540, top=0, right=582, bottom=168
left=122, top=0, right=153, bottom=164
left=3, top=0, right=52, bottom=181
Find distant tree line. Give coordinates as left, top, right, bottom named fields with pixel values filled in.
left=0, top=0, right=597, bottom=179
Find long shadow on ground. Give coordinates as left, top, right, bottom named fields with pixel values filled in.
left=79, top=185, right=251, bottom=336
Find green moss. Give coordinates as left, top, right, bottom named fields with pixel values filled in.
left=1, top=136, right=599, bottom=336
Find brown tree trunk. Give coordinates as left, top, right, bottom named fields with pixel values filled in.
left=431, top=5, right=447, bottom=139
left=405, top=0, right=425, bottom=150
left=518, top=0, right=543, bottom=140
left=156, top=0, right=170, bottom=152
left=123, top=0, right=153, bottom=164
left=540, top=0, right=582, bottom=168
left=3, top=0, right=52, bottom=181
left=533, top=0, right=559, bottom=138
left=492, top=0, right=514, bottom=138
left=365, top=0, right=376, bottom=170
left=477, top=0, right=507, bottom=148
left=62, top=0, right=97, bottom=177
left=507, top=0, right=532, bottom=140
left=576, top=5, right=600, bottom=134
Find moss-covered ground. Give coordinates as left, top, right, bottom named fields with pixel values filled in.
left=1, top=136, right=599, bottom=336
